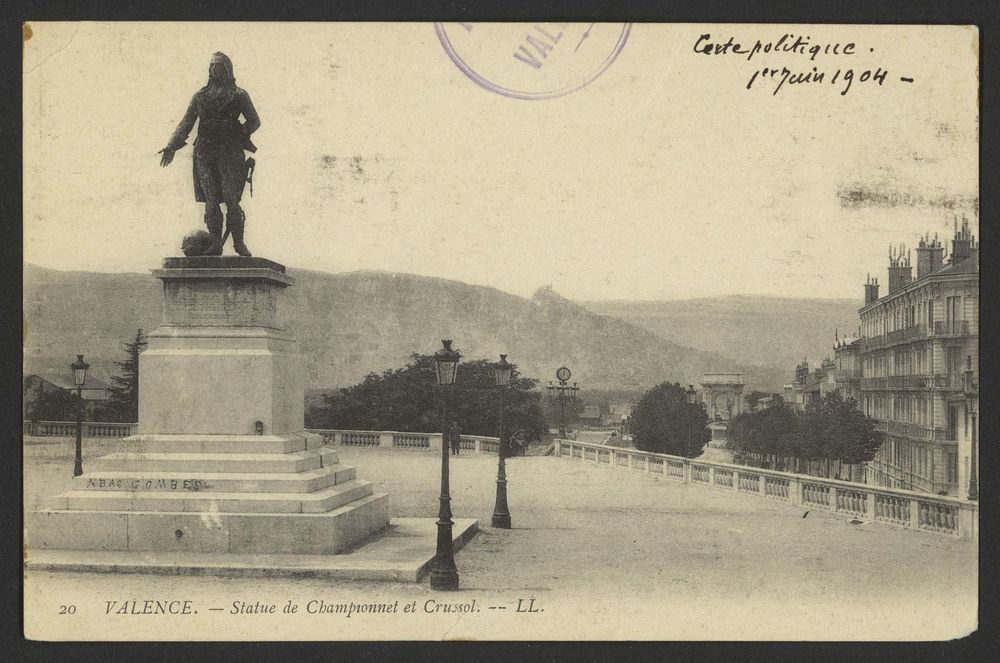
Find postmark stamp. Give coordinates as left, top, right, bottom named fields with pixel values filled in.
left=434, top=22, right=631, bottom=100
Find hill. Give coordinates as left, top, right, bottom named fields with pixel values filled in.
left=580, top=296, right=862, bottom=375
left=24, top=264, right=787, bottom=392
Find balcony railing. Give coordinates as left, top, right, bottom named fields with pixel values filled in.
left=860, top=373, right=975, bottom=391
left=861, top=320, right=976, bottom=353
left=887, top=420, right=949, bottom=442
left=933, top=320, right=973, bottom=336
left=554, top=439, right=977, bottom=541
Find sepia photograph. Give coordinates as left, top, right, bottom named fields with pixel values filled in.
left=21, top=20, right=979, bottom=641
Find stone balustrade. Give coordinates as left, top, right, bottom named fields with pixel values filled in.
left=305, top=429, right=501, bottom=454
left=554, top=439, right=978, bottom=541
left=25, top=421, right=135, bottom=438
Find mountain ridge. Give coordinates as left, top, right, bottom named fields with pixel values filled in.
left=23, top=262, right=825, bottom=392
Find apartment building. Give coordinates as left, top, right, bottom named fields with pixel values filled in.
left=858, top=218, right=979, bottom=497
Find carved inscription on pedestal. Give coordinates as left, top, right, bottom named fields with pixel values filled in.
left=163, top=281, right=278, bottom=327
left=86, top=477, right=211, bottom=491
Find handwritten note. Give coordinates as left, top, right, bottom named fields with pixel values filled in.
left=693, top=32, right=914, bottom=96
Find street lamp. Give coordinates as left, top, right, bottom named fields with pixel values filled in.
left=685, top=384, right=697, bottom=458
left=431, top=339, right=461, bottom=591
left=492, top=354, right=513, bottom=529
left=71, top=354, right=90, bottom=477
left=964, top=364, right=978, bottom=501
left=546, top=367, right=580, bottom=439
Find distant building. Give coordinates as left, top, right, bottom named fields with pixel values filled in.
left=578, top=405, right=603, bottom=427
left=784, top=357, right=837, bottom=411
left=858, top=218, right=979, bottom=496
left=833, top=331, right=863, bottom=404
left=603, top=401, right=634, bottom=427
left=23, top=373, right=111, bottom=417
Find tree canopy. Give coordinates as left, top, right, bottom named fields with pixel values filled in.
left=728, top=392, right=882, bottom=464
left=24, top=383, right=79, bottom=421
left=631, top=382, right=711, bottom=457
left=104, top=329, right=147, bottom=423
left=308, top=353, right=548, bottom=442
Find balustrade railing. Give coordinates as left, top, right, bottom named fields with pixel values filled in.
left=25, top=420, right=135, bottom=438
left=394, top=433, right=431, bottom=449
left=553, top=438, right=977, bottom=541
left=304, top=429, right=501, bottom=454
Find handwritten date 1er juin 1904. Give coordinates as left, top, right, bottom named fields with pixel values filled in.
left=694, top=33, right=906, bottom=96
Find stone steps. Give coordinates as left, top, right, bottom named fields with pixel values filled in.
left=50, top=479, right=375, bottom=514
left=28, top=493, right=391, bottom=555
left=90, top=448, right=338, bottom=474
left=71, top=465, right=357, bottom=494
left=122, top=434, right=324, bottom=455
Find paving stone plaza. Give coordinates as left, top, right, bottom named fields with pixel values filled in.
left=24, top=436, right=976, bottom=641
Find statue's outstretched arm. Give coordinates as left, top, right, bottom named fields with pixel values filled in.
left=165, top=95, right=199, bottom=152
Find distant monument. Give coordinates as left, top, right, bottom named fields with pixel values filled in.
left=699, top=372, right=746, bottom=448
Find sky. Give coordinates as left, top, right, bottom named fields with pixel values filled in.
left=23, top=22, right=979, bottom=301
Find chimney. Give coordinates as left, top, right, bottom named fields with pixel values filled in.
left=950, top=215, right=976, bottom=265
left=795, top=359, right=809, bottom=386
left=887, top=243, right=912, bottom=293
left=864, top=273, right=880, bottom=305
left=915, top=233, right=945, bottom=279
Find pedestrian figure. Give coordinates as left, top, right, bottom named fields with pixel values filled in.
left=449, top=421, right=461, bottom=456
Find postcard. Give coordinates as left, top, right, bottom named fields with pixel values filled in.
left=22, top=21, right=978, bottom=641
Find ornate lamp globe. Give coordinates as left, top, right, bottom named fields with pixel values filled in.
left=71, top=355, right=90, bottom=388
left=433, top=340, right=461, bottom=386
left=686, top=384, right=697, bottom=405
left=495, top=354, right=513, bottom=387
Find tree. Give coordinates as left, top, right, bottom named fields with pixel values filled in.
left=105, top=329, right=147, bottom=422
left=802, top=392, right=882, bottom=464
left=309, top=353, right=548, bottom=442
left=631, top=382, right=711, bottom=457
left=729, top=392, right=882, bottom=468
left=24, top=384, right=79, bottom=422
left=729, top=401, right=801, bottom=462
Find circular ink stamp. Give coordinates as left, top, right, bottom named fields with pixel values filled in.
left=435, top=22, right=631, bottom=100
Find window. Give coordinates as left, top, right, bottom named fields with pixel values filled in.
left=946, top=451, right=958, bottom=484
left=947, top=296, right=962, bottom=323
left=946, top=347, right=963, bottom=378
left=947, top=404, right=960, bottom=440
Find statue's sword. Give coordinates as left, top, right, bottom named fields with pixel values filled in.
left=219, top=157, right=257, bottom=247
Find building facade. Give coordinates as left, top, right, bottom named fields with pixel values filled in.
left=858, top=219, right=979, bottom=497
left=784, top=357, right=838, bottom=411
left=833, top=332, right=862, bottom=404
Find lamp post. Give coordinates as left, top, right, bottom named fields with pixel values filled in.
left=71, top=354, right=90, bottom=477
left=964, top=367, right=978, bottom=501
left=546, top=367, right=579, bottom=439
left=492, top=354, right=513, bottom=529
left=685, top=384, right=697, bottom=458
left=431, top=339, right=461, bottom=591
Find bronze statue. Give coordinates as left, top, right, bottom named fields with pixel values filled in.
left=160, top=52, right=260, bottom=257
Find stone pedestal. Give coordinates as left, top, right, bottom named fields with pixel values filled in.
left=28, top=257, right=390, bottom=557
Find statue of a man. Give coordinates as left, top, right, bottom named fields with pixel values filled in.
left=159, top=52, right=260, bottom=257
